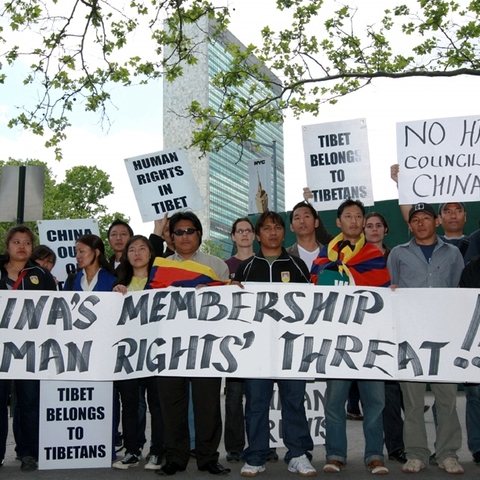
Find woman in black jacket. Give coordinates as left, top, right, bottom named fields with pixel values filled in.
left=0, top=225, right=56, bottom=472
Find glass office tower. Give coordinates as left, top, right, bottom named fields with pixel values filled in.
left=163, top=18, right=284, bottom=255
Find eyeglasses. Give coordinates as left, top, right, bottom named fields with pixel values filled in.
left=236, top=229, right=253, bottom=235
left=173, top=228, right=197, bottom=236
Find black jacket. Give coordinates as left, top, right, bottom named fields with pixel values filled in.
left=0, top=257, right=56, bottom=291
left=234, top=248, right=311, bottom=284
left=459, top=255, right=480, bottom=288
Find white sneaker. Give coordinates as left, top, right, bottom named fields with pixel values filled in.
left=112, top=452, right=139, bottom=469
left=241, top=463, right=266, bottom=477
left=402, top=459, right=425, bottom=473
left=288, top=454, right=317, bottom=476
left=144, top=454, right=162, bottom=470
left=438, top=457, right=464, bottom=474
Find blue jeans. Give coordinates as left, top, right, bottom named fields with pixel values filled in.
left=325, top=379, right=385, bottom=465
left=347, top=381, right=361, bottom=415
left=464, top=384, right=480, bottom=455
left=242, top=379, right=313, bottom=466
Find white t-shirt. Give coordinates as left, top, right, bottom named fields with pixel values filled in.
left=298, top=244, right=320, bottom=270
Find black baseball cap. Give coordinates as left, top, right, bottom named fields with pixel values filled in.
left=408, top=203, right=437, bottom=222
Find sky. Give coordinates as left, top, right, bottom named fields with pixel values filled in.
left=0, top=0, right=479, bottom=236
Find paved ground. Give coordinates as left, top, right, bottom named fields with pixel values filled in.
left=1, top=391, right=477, bottom=479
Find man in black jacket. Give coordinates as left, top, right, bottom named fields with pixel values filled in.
left=235, top=211, right=315, bottom=477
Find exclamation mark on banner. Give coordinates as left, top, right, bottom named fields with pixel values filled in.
left=454, top=295, right=480, bottom=369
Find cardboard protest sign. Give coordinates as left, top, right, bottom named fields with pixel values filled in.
left=124, top=148, right=204, bottom=222
left=37, top=219, right=99, bottom=290
left=0, top=285, right=480, bottom=383
left=39, top=381, right=112, bottom=470
left=248, top=157, right=272, bottom=214
left=397, top=114, right=480, bottom=204
left=303, top=119, right=374, bottom=210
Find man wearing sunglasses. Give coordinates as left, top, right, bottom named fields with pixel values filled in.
left=167, top=211, right=229, bottom=277
left=155, top=211, right=230, bottom=476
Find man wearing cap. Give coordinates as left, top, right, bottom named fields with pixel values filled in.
left=387, top=202, right=464, bottom=474
left=437, top=202, right=469, bottom=255
left=390, top=166, right=469, bottom=257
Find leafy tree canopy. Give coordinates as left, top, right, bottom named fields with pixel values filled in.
left=0, top=159, right=128, bottom=256
left=1, top=1, right=479, bottom=156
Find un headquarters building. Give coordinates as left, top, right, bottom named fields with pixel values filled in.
left=163, top=17, right=285, bottom=255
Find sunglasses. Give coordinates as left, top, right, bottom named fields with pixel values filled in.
left=173, top=228, right=197, bottom=236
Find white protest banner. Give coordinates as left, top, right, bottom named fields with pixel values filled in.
left=269, top=380, right=326, bottom=447
left=396, top=114, right=480, bottom=204
left=124, top=148, right=204, bottom=222
left=303, top=118, right=374, bottom=210
left=2, top=285, right=480, bottom=383
left=37, top=219, right=99, bottom=290
left=248, top=157, right=272, bottom=214
left=39, top=381, right=112, bottom=470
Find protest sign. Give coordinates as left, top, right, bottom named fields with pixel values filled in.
left=1, top=285, right=480, bottom=383
left=39, top=381, right=112, bottom=470
left=269, top=380, right=326, bottom=447
left=124, top=148, right=204, bottom=222
left=397, top=114, right=480, bottom=204
left=37, top=219, right=99, bottom=290
left=303, top=119, right=374, bottom=210
left=248, top=157, right=272, bottom=214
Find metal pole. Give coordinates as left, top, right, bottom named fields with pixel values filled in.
left=272, top=140, right=277, bottom=211
left=17, top=166, right=26, bottom=224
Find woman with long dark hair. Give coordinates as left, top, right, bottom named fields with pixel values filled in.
left=64, top=234, right=116, bottom=291
left=0, top=225, right=56, bottom=471
left=111, top=235, right=164, bottom=470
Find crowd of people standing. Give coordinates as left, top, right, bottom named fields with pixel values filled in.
left=0, top=171, right=477, bottom=477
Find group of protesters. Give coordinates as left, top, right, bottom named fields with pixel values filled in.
left=0, top=163, right=479, bottom=477
left=209, top=185, right=479, bottom=478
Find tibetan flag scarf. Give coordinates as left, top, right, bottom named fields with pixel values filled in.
left=310, top=233, right=391, bottom=287
left=147, top=257, right=229, bottom=288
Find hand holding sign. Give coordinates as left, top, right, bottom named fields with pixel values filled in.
left=396, top=115, right=480, bottom=204
left=303, top=118, right=374, bottom=210
left=125, top=148, right=204, bottom=222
